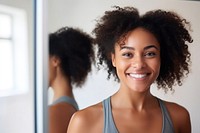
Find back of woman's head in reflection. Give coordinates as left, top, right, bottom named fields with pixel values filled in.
left=49, top=27, right=94, bottom=87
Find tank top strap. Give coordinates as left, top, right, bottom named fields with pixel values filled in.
left=158, top=98, right=175, bottom=133
left=52, top=96, right=79, bottom=110
left=102, top=97, right=119, bottom=133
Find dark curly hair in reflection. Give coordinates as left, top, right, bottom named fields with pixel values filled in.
left=49, top=27, right=94, bottom=87
left=93, top=6, right=193, bottom=92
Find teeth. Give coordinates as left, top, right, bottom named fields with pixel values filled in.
left=129, top=73, right=147, bottom=78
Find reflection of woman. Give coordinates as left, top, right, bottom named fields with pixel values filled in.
left=48, top=27, right=94, bottom=133
left=67, top=6, right=193, bottom=133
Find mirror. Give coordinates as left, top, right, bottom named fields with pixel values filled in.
left=48, top=0, right=200, bottom=132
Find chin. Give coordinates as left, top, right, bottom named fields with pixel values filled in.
left=128, top=84, right=150, bottom=92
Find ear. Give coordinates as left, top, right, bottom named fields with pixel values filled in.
left=50, top=56, right=60, bottom=67
left=111, top=53, right=116, bottom=67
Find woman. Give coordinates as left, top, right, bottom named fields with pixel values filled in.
left=48, top=27, right=94, bottom=133
left=67, top=6, right=193, bottom=133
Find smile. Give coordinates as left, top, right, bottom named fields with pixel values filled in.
left=128, top=73, right=148, bottom=79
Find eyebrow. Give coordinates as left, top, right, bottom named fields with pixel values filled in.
left=120, top=45, right=159, bottom=51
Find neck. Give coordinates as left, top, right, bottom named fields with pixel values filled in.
left=51, top=75, right=73, bottom=101
left=112, top=87, right=157, bottom=111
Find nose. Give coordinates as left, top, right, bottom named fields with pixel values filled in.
left=131, top=55, right=146, bottom=69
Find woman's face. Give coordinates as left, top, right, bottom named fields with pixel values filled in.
left=111, top=27, right=160, bottom=92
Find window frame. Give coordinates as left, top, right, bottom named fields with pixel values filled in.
left=0, top=4, right=29, bottom=97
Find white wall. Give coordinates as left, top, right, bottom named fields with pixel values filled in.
left=0, top=0, right=34, bottom=133
left=48, top=0, right=200, bottom=132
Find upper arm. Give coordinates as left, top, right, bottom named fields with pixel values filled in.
left=49, top=103, right=77, bottom=133
left=178, top=107, right=191, bottom=133
left=165, top=102, right=191, bottom=133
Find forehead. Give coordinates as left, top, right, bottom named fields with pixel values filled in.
left=117, top=27, right=160, bottom=48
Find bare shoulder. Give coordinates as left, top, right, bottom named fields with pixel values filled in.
left=49, top=102, right=77, bottom=121
left=49, top=103, right=77, bottom=133
left=49, top=102, right=77, bottom=114
left=67, top=102, right=103, bottom=133
left=163, top=100, right=191, bottom=133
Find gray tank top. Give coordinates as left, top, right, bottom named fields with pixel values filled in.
left=103, top=97, right=174, bottom=133
left=51, top=96, right=79, bottom=110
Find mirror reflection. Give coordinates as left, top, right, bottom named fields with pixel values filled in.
left=48, top=26, right=94, bottom=132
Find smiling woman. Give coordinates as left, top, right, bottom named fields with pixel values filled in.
left=67, top=5, right=193, bottom=133
left=48, top=0, right=200, bottom=132
left=111, top=27, right=161, bottom=93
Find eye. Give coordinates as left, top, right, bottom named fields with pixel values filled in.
left=122, top=52, right=133, bottom=58
left=144, top=52, right=156, bottom=58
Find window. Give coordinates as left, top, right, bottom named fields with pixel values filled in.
left=0, top=13, right=13, bottom=92
left=0, top=4, right=29, bottom=96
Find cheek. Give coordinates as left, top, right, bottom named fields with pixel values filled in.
left=115, top=59, right=128, bottom=75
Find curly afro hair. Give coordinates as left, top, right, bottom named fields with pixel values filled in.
left=49, top=27, right=94, bottom=87
left=93, top=6, right=193, bottom=92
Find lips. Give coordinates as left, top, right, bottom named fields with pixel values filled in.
left=128, top=73, right=148, bottom=79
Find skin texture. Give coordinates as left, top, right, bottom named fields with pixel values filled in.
left=67, top=28, right=191, bottom=133
left=48, top=27, right=94, bottom=133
